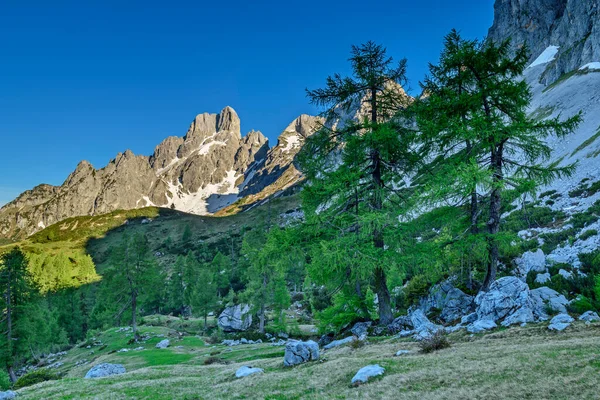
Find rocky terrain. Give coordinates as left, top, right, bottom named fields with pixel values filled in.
left=0, top=108, right=322, bottom=239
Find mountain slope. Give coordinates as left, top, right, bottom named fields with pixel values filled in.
left=0, top=108, right=321, bottom=239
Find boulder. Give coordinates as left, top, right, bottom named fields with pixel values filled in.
left=0, top=391, right=16, bottom=400
left=467, top=319, right=497, bottom=333
left=156, top=339, right=170, bottom=349
left=218, top=304, right=252, bottom=332
left=501, top=306, right=534, bottom=327
left=410, top=309, right=443, bottom=340
left=351, top=364, right=385, bottom=385
left=535, top=273, right=551, bottom=284
left=318, top=334, right=334, bottom=348
left=235, top=366, right=264, bottom=378
left=529, top=287, right=569, bottom=317
left=350, top=321, right=372, bottom=339
left=548, top=313, right=574, bottom=331
left=516, top=249, right=546, bottom=278
left=323, top=336, right=355, bottom=350
left=474, top=277, right=531, bottom=322
left=418, top=279, right=474, bottom=323
left=387, top=315, right=413, bottom=333
left=579, top=311, right=600, bottom=323
left=461, top=312, right=478, bottom=325
left=284, top=340, right=319, bottom=366
left=85, top=363, right=126, bottom=379
left=558, top=269, right=573, bottom=279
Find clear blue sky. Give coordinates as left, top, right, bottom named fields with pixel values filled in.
left=0, top=0, right=495, bottom=206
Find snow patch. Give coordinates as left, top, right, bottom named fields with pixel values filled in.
left=165, top=170, right=241, bottom=215
left=281, top=134, right=301, bottom=152
left=580, top=62, right=600, bottom=71
left=37, top=221, right=45, bottom=229
left=528, top=46, right=559, bottom=69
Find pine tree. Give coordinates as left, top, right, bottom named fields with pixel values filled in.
left=106, top=232, right=157, bottom=340
left=0, top=248, right=39, bottom=382
left=189, top=268, right=217, bottom=331
left=416, top=31, right=581, bottom=291
left=302, top=41, right=415, bottom=325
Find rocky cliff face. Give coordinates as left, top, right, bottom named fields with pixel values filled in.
left=0, top=107, right=322, bottom=239
left=488, top=0, right=600, bottom=84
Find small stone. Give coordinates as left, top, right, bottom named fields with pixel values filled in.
left=235, top=366, right=264, bottom=378
left=548, top=313, right=574, bottom=331
left=351, top=364, right=385, bottom=385
left=156, top=339, right=170, bottom=349
left=579, top=311, right=600, bottom=323
left=394, top=350, right=411, bottom=356
left=85, top=363, right=126, bottom=379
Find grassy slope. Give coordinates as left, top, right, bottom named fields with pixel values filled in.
left=15, top=321, right=600, bottom=399
left=0, top=192, right=300, bottom=277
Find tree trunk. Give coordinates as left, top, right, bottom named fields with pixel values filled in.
left=7, top=365, right=16, bottom=384
left=374, top=266, right=393, bottom=325
left=204, top=313, right=208, bottom=332
left=132, top=291, right=139, bottom=341
left=482, top=145, right=504, bottom=292
left=259, top=274, right=267, bottom=334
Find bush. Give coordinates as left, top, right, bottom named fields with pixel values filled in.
left=502, top=207, right=565, bottom=233
left=418, top=331, right=451, bottom=354
left=14, top=369, right=61, bottom=389
left=203, top=356, right=228, bottom=365
left=404, top=275, right=430, bottom=306
left=568, top=295, right=596, bottom=314
left=0, top=370, right=10, bottom=391
left=580, top=230, right=598, bottom=241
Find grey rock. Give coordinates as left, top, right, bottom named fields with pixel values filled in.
left=548, top=313, right=574, bottom=331
left=579, top=311, right=600, bottom=323
left=218, top=304, right=252, bottom=332
left=488, top=0, right=600, bottom=86
left=323, top=336, right=355, bottom=350
left=475, top=277, right=531, bottom=322
left=350, top=322, right=372, bottom=338
left=0, top=391, right=16, bottom=400
left=284, top=340, right=319, bottom=366
left=351, top=364, right=385, bottom=385
left=461, top=312, right=478, bottom=325
left=515, top=249, right=546, bottom=278
left=501, top=306, right=535, bottom=327
left=535, top=273, right=551, bottom=284
left=235, top=366, right=264, bottom=378
left=467, top=319, right=498, bottom=333
left=529, top=287, right=569, bottom=317
left=418, top=279, right=474, bottom=323
left=155, top=339, right=170, bottom=349
left=387, top=315, right=413, bottom=333
left=409, top=309, right=443, bottom=340
left=85, top=363, right=126, bottom=379
left=394, top=350, right=411, bottom=356
left=558, top=269, right=573, bottom=279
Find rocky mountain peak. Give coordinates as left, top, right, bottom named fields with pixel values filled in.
left=217, top=106, right=241, bottom=136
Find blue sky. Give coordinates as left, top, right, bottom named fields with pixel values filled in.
left=0, top=0, right=495, bottom=206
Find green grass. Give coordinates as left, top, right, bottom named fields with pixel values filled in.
left=13, top=322, right=600, bottom=399
left=572, top=126, right=600, bottom=157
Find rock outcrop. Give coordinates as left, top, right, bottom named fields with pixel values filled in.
left=218, top=304, right=253, bottom=332
left=283, top=340, right=319, bottom=366
left=487, top=0, right=600, bottom=85
left=84, top=363, right=126, bottom=379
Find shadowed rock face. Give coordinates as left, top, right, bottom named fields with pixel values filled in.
left=488, top=0, right=600, bottom=84
left=0, top=108, right=321, bottom=239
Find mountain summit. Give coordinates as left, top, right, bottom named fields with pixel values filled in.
left=0, top=107, right=322, bottom=239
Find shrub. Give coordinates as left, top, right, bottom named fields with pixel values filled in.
left=419, top=331, right=451, bottom=354
left=568, top=295, right=596, bottom=314
left=404, top=275, right=430, bottom=306
left=580, top=230, right=598, bottom=241
left=14, top=369, right=61, bottom=389
left=540, top=229, right=576, bottom=254
left=502, top=207, right=565, bottom=233
left=203, top=356, right=228, bottom=365
left=0, top=370, right=10, bottom=391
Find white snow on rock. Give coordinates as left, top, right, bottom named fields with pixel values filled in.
left=580, top=62, right=600, bottom=71
left=528, top=46, right=559, bottom=69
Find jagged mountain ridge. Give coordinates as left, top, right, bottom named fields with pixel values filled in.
left=0, top=107, right=322, bottom=239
